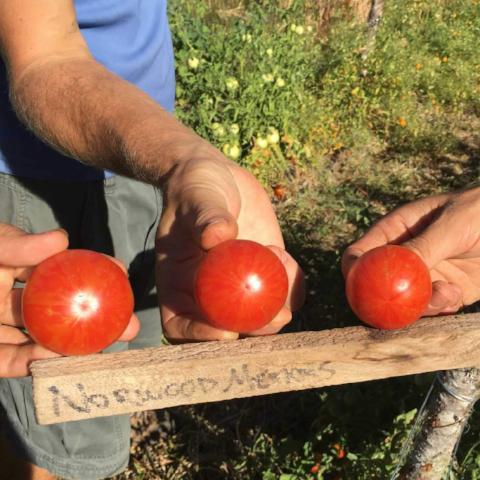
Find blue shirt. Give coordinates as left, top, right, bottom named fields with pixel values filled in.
left=0, top=0, right=175, bottom=180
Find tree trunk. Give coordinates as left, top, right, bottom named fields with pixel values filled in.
left=316, top=0, right=375, bottom=37
left=395, top=368, right=480, bottom=479
left=368, top=0, right=384, bottom=28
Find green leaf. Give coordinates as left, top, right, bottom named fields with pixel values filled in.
left=263, top=471, right=277, bottom=480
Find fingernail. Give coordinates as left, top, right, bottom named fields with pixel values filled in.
left=220, top=331, right=239, bottom=341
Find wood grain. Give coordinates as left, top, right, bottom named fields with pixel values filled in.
left=31, top=313, right=480, bottom=425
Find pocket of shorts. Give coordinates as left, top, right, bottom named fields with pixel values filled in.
left=0, top=174, right=29, bottom=230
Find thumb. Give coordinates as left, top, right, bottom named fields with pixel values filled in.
left=402, top=214, right=458, bottom=269
left=199, top=211, right=238, bottom=250
left=188, top=186, right=239, bottom=250
left=0, top=227, right=69, bottom=268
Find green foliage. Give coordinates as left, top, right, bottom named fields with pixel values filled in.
left=315, top=0, right=480, bottom=155
left=169, top=2, right=323, bottom=184
left=170, top=0, right=480, bottom=185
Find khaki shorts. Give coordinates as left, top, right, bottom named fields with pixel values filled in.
left=0, top=173, right=163, bottom=479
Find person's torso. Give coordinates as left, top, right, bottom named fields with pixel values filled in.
left=0, top=0, right=175, bottom=180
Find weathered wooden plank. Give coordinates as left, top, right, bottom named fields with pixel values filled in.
left=31, top=313, right=480, bottom=425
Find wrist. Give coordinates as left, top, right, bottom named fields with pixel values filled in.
left=120, top=113, right=211, bottom=185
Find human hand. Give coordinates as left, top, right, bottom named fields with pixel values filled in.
left=156, top=151, right=305, bottom=342
left=0, top=224, right=140, bottom=377
left=342, top=187, right=480, bottom=317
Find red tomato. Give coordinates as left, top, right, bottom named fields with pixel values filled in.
left=23, top=250, right=134, bottom=356
left=194, top=239, right=289, bottom=333
left=273, top=184, right=287, bottom=200
left=346, top=245, right=432, bottom=329
left=333, top=443, right=346, bottom=459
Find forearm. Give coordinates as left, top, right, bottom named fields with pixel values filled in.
left=9, top=57, right=212, bottom=184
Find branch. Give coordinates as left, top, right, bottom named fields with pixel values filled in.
left=394, top=370, right=480, bottom=479
left=31, top=313, right=480, bottom=425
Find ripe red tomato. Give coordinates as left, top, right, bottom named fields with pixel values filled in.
left=333, top=443, right=346, bottom=459
left=194, top=239, right=289, bottom=333
left=23, top=250, right=134, bottom=356
left=272, top=184, right=287, bottom=200
left=346, top=245, right=431, bottom=329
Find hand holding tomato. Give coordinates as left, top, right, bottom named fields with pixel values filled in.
left=342, top=187, right=480, bottom=318
left=155, top=153, right=305, bottom=342
left=23, top=250, right=137, bottom=356
left=0, top=223, right=139, bottom=377
left=0, top=223, right=68, bottom=377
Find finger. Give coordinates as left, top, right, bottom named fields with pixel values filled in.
left=0, top=288, right=24, bottom=327
left=267, top=245, right=305, bottom=311
left=341, top=194, right=449, bottom=277
left=402, top=195, right=480, bottom=269
left=342, top=247, right=367, bottom=279
left=244, top=306, right=292, bottom=336
left=0, top=324, right=30, bottom=345
left=163, top=313, right=239, bottom=343
left=177, top=167, right=240, bottom=250
left=200, top=218, right=238, bottom=251
left=118, top=314, right=141, bottom=341
left=402, top=224, right=452, bottom=271
left=423, top=280, right=463, bottom=316
left=0, top=227, right=69, bottom=268
left=0, top=342, right=60, bottom=378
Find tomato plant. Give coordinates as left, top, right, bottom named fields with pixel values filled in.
left=23, top=249, right=134, bottom=356
left=346, top=245, right=432, bottom=329
left=194, top=239, right=288, bottom=333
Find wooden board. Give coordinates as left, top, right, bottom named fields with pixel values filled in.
left=31, top=313, right=480, bottom=425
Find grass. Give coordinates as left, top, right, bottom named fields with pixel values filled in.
left=112, top=1, right=480, bottom=478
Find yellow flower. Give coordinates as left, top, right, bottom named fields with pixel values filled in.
left=276, top=77, right=286, bottom=87
left=262, top=73, right=274, bottom=83
left=242, top=33, right=252, bottom=43
left=188, top=57, right=200, bottom=70
left=295, top=25, right=305, bottom=35
left=230, top=123, right=240, bottom=135
left=415, top=63, right=423, bottom=70
left=256, top=137, right=269, bottom=149
left=397, top=117, right=407, bottom=127
left=267, top=127, right=280, bottom=144
left=266, top=48, right=273, bottom=57
left=225, top=77, right=239, bottom=91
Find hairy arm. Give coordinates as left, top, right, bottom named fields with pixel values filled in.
left=0, top=0, right=213, bottom=184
